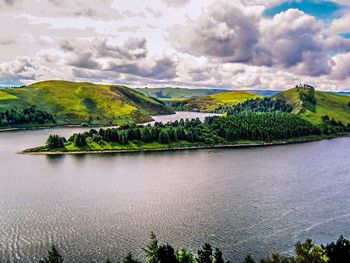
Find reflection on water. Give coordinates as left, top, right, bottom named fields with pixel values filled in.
left=0, top=113, right=349, bottom=262
left=46, top=154, right=66, bottom=163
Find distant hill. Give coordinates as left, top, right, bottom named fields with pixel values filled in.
left=0, top=80, right=173, bottom=128
left=172, top=91, right=262, bottom=112
left=274, top=85, right=350, bottom=125
left=135, top=87, right=228, bottom=103
left=249, top=90, right=280, bottom=96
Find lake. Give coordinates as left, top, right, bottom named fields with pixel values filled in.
left=0, top=112, right=350, bottom=262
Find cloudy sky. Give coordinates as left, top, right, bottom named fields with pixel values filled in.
left=1, top=0, right=350, bottom=91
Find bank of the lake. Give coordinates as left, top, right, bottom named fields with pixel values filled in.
left=22, top=111, right=347, bottom=156
left=21, top=134, right=345, bottom=155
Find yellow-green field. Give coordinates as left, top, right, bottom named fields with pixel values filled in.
left=177, top=91, right=261, bottom=112
left=275, top=87, right=350, bottom=125
left=0, top=80, right=173, bottom=127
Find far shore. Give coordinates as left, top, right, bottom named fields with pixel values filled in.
left=20, top=134, right=347, bottom=156
left=0, top=111, right=219, bottom=133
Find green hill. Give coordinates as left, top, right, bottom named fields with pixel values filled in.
left=135, top=87, right=228, bottom=103
left=274, top=85, right=350, bottom=125
left=0, top=80, right=173, bottom=128
left=173, top=91, right=262, bottom=112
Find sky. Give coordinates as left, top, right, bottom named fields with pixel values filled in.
left=1, top=0, right=350, bottom=91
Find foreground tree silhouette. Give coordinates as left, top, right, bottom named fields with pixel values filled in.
left=143, top=232, right=159, bottom=263
left=295, top=239, right=328, bottom=263
left=324, top=235, right=350, bottom=263
left=243, top=254, right=255, bottom=263
left=175, top=248, right=197, bottom=263
left=121, top=252, right=141, bottom=263
left=197, top=243, right=213, bottom=263
left=213, top=248, right=226, bottom=263
left=39, top=245, right=63, bottom=263
left=157, top=243, right=178, bottom=263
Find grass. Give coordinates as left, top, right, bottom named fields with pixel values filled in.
left=274, top=87, right=350, bottom=125
left=0, top=90, right=17, bottom=100
left=135, top=87, right=227, bottom=101
left=25, top=140, right=198, bottom=153
left=0, top=80, right=173, bottom=128
left=179, top=91, right=262, bottom=112
left=23, top=134, right=345, bottom=155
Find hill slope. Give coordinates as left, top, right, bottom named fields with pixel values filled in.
left=274, top=86, right=350, bottom=125
left=135, top=87, right=228, bottom=103
left=0, top=80, right=173, bottom=128
left=173, top=91, right=262, bottom=112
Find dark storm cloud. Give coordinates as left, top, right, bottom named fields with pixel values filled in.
left=67, top=52, right=101, bottom=70
left=108, top=57, right=178, bottom=80
left=170, top=3, right=260, bottom=63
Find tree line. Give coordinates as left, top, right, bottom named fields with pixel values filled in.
left=218, top=98, right=293, bottom=115
left=39, top=233, right=350, bottom=263
left=0, top=106, right=55, bottom=127
left=45, top=112, right=314, bottom=149
left=46, top=112, right=349, bottom=150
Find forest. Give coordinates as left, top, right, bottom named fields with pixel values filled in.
left=218, top=97, right=293, bottom=115
left=44, top=112, right=348, bottom=151
left=0, top=106, right=55, bottom=127
left=38, top=233, right=350, bottom=263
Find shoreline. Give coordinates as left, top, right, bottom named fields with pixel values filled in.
left=0, top=111, right=204, bottom=133
left=0, top=124, right=85, bottom=132
left=20, top=134, right=347, bottom=155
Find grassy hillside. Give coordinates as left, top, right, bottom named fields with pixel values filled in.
left=174, top=91, right=262, bottom=112
left=0, top=80, right=173, bottom=128
left=274, top=86, right=350, bottom=125
left=135, top=87, right=228, bottom=103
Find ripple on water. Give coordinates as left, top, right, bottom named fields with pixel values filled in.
left=0, top=128, right=350, bottom=262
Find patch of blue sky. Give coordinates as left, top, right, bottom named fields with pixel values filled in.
left=339, top=33, right=350, bottom=39
left=0, top=81, right=23, bottom=87
left=263, top=0, right=344, bottom=21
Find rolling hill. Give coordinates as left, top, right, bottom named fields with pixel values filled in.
left=135, top=87, right=228, bottom=103
left=173, top=90, right=262, bottom=112
left=274, top=85, right=350, bottom=125
left=0, top=80, right=173, bottom=128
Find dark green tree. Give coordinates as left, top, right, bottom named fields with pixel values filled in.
left=175, top=248, right=196, bottom=263
left=213, top=248, right=225, bottom=263
left=157, top=243, right=178, bottom=263
left=295, top=239, right=329, bottom=263
left=73, top=133, right=87, bottom=147
left=39, top=245, right=64, bottom=263
left=324, top=235, right=350, bottom=263
left=121, top=252, right=141, bottom=263
left=158, top=130, right=170, bottom=144
left=46, top=135, right=65, bottom=149
left=197, top=243, right=213, bottom=263
left=243, top=255, right=255, bottom=263
left=143, top=232, right=159, bottom=263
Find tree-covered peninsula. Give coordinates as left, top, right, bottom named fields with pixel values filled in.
left=23, top=111, right=349, bottom=154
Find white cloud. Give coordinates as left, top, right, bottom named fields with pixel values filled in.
left=329, top=13, right=350, bottom=35
left=0, top=0, right=350, bottom=90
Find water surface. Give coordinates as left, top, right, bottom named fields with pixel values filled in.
left=0, top=113, right=349, bottom=262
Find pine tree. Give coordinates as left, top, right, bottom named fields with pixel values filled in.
left=213, top=248, right=225, bottom=263
left=197, top=243, right=213, bottom=263
left=39, top=245, right=64, bottom=263
left=157, top=243, right=178, bottom=263
left=143, top=232, right=159, bottom=263
left=243, top=255, right=255, bottom=263
left=121, top=252, right=141, bottom=263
